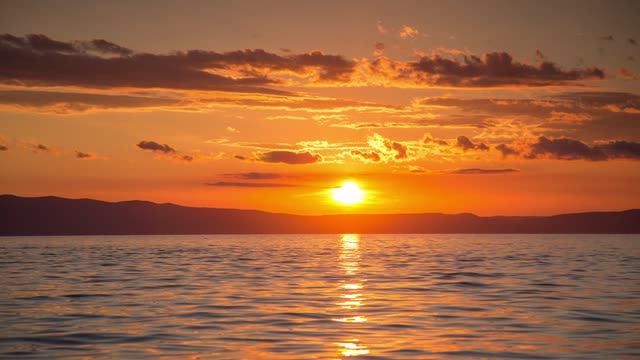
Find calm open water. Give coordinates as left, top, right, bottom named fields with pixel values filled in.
left=0, top=234, right=638, bottom=359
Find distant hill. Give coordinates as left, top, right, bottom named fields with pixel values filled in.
left=1, top=194, right=639, bottom=235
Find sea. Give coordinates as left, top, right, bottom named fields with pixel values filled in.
left=0, top=234, right=638, bottom=359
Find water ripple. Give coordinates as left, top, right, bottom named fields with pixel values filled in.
left=0, top=234, right=638, bottom=359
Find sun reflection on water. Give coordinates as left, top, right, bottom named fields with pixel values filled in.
left=335, top=339, right=370, bottom=357
left=332, top=234, right=370, bottom=358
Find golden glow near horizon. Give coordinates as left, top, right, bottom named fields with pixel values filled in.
left=331, top=182, right=365, bottom=206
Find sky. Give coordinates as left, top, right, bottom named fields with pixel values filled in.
left=0, top=0, right=639, bottom=215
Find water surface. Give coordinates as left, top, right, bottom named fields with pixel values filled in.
left=1, top=234, right=639, bottom=359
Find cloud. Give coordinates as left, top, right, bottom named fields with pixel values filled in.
left=422, top=134, right=449, bottom=146
left=0, top=33, right=354, bottom=93
left=525, top=137, right=640, bottom=161
left=32, top=143, right=53, bottom=153
left=234, top=155, right=247, bottom=160
left=618, top=68, right=636, bottom=79
left=448, top=168, right=519, bottom=174
left=367, top=133, right=408, bottom=160
left=373, top=42, right=385, bottom=56
left=21, top=33, right=76, bottom=52
left=74, top=150, right=95, bottom=159
left=399, top=25, right=419, bottom=39
left=0, top=33, right=133, bottom=55
left=600, top=35, right=615, bottom=41
left=407, top=52, right=605, bottom=87
left=332, top=117, right=492, bottom=130
left=1, top=33, right=606, bottom=94
left=81, top=39, right=133, bottom=56
left=226, top=172, right=283, bottom=180
left=456, top=136, right=489, bottom=152
left=376, top=20, right=388, bottom=35
left=257, top=151, right=321, bottom=164
left=226, top=126, right=239, bottom=133
left=629, top=38, right=638, bottom=46
left=0, top=144, right=8, bottom=151
left=350, top=150, right=381, bottom=162
left=265, top=115, right=307, bottom=121
left=525, top=136, right=605, bottom=160
left=496, top=143, right=520, bottom=157
left=206, top=181, right=295, bottom=188
left=595, top=140, right=640, bottom=160
left=420, top=92, right=640, bottom=142
left=179, top=155, right=194, bottom=162
left=136, top=140, right=176, bottom=154
left=552, top=92, right=640, bottom=110
left=0, top=90, right=182, bottom=113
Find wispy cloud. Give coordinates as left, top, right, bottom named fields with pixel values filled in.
left=447, top=168, right=519, bottom=174
left=256, top=151, right=322, bottom=164
left=74, top=150, right=95, bottom=159
left=224, top=172, right=284, bottom=180
left=206, top=181, right=296, bottom=188
left=399, top=25, right=419, bottom=39
left=136, top=140, right=176, bottom=154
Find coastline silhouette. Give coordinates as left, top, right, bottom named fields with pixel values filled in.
left=2, top=194, right=638, bottom=235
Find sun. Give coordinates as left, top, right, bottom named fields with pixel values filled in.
left=332, top=181, right=365, bottom=205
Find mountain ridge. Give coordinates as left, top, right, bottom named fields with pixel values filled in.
left=1, top=194, right=639, bottom=235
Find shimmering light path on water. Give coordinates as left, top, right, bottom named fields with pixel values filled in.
left=1, top=234, right=639, bottom=359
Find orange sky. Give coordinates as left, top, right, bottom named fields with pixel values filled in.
left=0, top=0, right=639, bottom=215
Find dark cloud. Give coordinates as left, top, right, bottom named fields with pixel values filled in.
left=0, top=33, right=352, bottom=93
left=0, top=33, right=132, bottom=56
left=74, top=150, right=94, bottom=159
left=350, top=150, right=381, bottom=162
left=83, top=39, right=133, bottom=56
left=525, top=137, right=640, bottom=161
left=600, top=35, right=615, bottom=41
left=407, top=52, right=604, bottom=87
left=595, top=141, right=640, bottom=160
left=496, top=144, right=520, bottom=157
left=526, top=136, right=605, bottom=160
left=553, top=92, right=640, bottom=110
left=31, top=143, right=53, bottom=153
left=456, top=136, right=489, bottom=152
left=0, top=90, right=182, bottom=112
left=226, top=172, right=283, bottom=180
left=387, top=141, right=408, bottom=159
left=234, top=155, right=247, bottom=160
left=136, top=140, right=176, bottom=154
left=0, top=144, right=8, bottom=151
left=629, top=38, right=638, bottom=46
left=0, top=34, right=608, bottom=92
left=257, top=151, right=321, bottom=164
left=180, top=155, right=194, bottom=162
left=25, top=33, right=76, bottom=52
left=422, top=134, right=449, bottom=146
left=421, top=93, right=640, bottom=142
left=206, top=181, right=295, bottom=188
left=449, top=168, right=519, bottom=174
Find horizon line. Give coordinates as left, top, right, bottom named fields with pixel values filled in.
left=2, top=193, right=638, bottom=218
